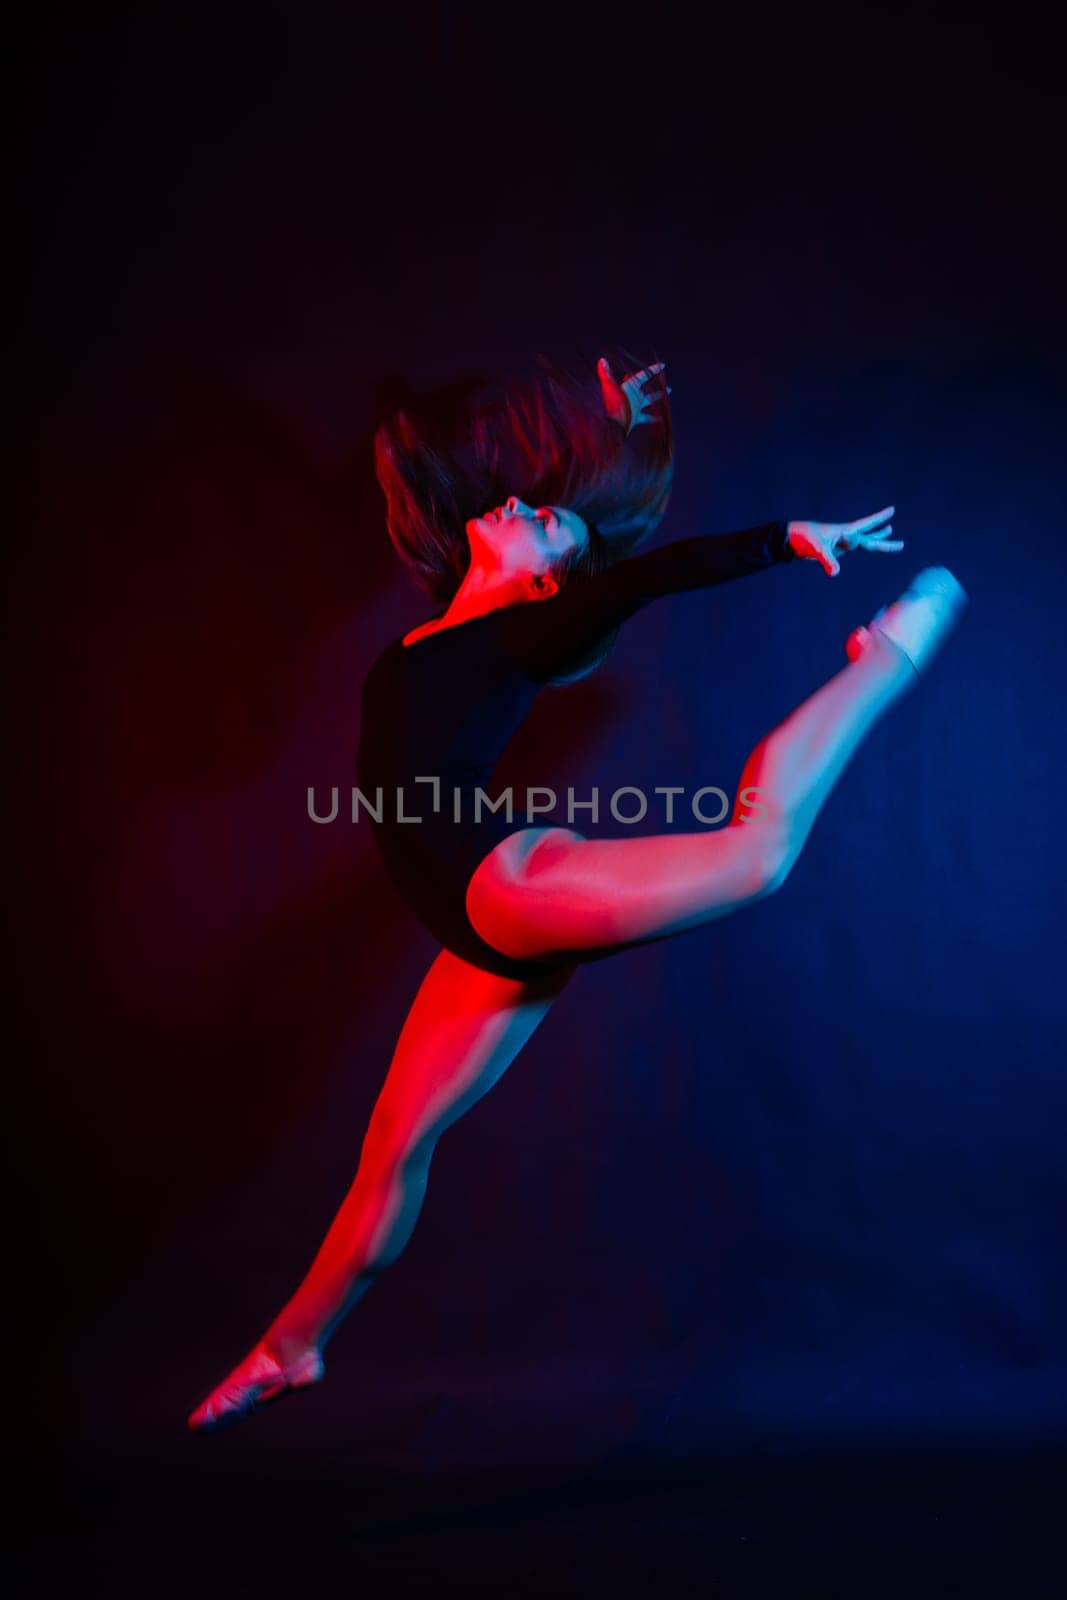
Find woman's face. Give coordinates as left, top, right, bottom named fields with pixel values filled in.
left=467, top=496, right=588, bottom=577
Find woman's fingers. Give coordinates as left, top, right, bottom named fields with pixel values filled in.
left=601, top=358, right=670, bottom=435
left=602, top=358, right=667, bottom=384
left=837, top=525, right=904, bottom=556
left=625, top=362, right=667, bottom=389
left=848, top=505, right=895, bottom=533
left=860, top=525, right=900, bottom=549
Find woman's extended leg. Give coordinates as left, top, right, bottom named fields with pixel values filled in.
left=466, top=628, right=921, bottom=962
left=188, top=948, right=574, bottom=1429
left=265, top=950, right=575, bottom=1354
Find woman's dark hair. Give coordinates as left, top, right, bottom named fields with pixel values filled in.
left=373, top=350, right=674, bottom=682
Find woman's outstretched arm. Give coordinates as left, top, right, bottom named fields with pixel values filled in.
left=497, top=506, right=902, bottom=683
left=497, top=520, right=795, bottom=683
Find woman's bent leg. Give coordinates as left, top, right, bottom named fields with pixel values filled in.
left=261, top=947, right=575, bottom=1361
left=465, top=632, right=917, bottom=962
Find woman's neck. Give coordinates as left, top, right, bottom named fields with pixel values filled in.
left=410, top=567, right=541, bottom=641
left=451, top=559, right=535, bottom=615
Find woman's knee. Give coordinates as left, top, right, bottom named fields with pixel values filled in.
left=745, top=815, right=797, bottom=898
left=465, top=864, right=546, bottom=961
left=465, top=827, right=584, bottom=960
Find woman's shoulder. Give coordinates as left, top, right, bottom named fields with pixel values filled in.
left=363, top=607, right=517, bottom=700
left=400, top=618, right=447, bottom=647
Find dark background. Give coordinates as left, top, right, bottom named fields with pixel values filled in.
left=16, top=1, right=1066, bottom=1591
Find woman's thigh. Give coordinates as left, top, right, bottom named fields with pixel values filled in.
left=465, top=820, right=786, bottom=965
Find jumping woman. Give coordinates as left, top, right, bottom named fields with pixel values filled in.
left=189, top=352, right=967, bottom=1431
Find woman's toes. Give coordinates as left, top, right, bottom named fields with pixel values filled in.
left=846, top=570, right=967, bottom=676
left=868, top=568, right=968, bottom=674
left=187, top=1341, right=324, bottom=1433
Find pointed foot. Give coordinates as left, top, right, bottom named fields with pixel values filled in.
left=188, top=1341, right=324, bottom=1434
left=847, top=567, right=968, bottom=673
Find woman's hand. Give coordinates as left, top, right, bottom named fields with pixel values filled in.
left=787, top=506, right=902, bottom=577
left=597, top=357, right=671, bottom=434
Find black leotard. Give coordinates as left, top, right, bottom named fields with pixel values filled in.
left=356, top=520, right=795, bottom=980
